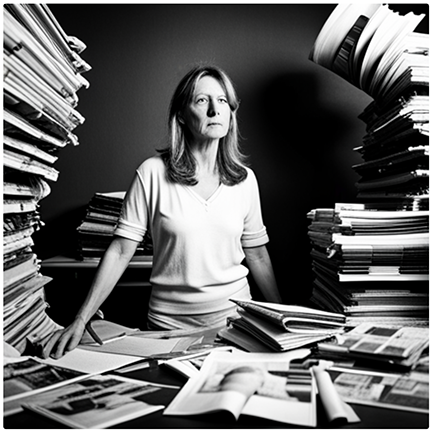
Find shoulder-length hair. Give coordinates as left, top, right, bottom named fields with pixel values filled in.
left=158, top=64, right=248, bottom=186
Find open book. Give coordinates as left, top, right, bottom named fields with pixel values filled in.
left=164, top=350, right=359, bottom=426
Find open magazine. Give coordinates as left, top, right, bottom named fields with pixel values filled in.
left=21, top=374, right=166, bottom=429
left=330, top=368, right=428, bottom=414
left=4, top=357, right=89, bottom=403
left=317, top=323, right=429, bottom=369
left=163, top=350, right=359, bottom=427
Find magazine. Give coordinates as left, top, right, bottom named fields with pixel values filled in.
left=317, top=323, right=429, bottom=369
left=229, top=298, right=346, bottom=331
left=330, top=368, right=428, bottom=413
left=4, top=357, right=89, bottom=403
left=164, top=350, right=359, bottom=426
left=22, top=374, right=165, bottom=428
left=317, top=323, right=429, bottom=371
left=224, top=312, right=337, bottom=353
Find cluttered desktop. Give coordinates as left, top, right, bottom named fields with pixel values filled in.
left=4, top=301, right=429, bottom=429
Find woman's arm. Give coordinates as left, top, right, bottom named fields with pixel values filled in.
left=244, top=245, right=282, bottom=303
left=40, top=236, right=139, bottom=359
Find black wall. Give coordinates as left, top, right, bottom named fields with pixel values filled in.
left=33, top=4, right=428, bottom=304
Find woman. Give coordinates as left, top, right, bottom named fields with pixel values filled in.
left=42, top=64, right=282, bottom=359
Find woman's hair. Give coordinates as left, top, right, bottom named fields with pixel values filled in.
left=158, top=64, right=248, bottom=186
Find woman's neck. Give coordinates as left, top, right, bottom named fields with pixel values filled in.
left=191, top=140, right=219, bottom=176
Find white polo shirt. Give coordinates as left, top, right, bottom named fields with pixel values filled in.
left=114, top=155, right=269, bottom=319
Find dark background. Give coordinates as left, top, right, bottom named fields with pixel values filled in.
left=34, top=3, right=428, bottom=306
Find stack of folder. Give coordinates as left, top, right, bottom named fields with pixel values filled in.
left=76, top=191, right=153, bottom=261
left=3, top=4, right=90, bottom=353
left=307, top=4, right=429, bottom=327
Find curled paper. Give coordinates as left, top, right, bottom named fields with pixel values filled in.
left=312, top=365, right=360, bottom=424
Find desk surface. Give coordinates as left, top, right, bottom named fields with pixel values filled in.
left=4, top=349, right=429, bottom=429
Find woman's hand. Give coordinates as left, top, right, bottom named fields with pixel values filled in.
left=39, top=317, right=86, bottom=359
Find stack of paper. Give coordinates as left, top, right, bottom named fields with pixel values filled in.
left=3, top=4, right=90, bottom=353
left=353, top=94, right=429, bottom=207
left=218, top=299, right=346, bottom=353
left=309, top=4, right=427, bottom=102
left=310, top=4, right=429, bottom=209
left=307, top=203, right=429, bottom=326
left=308, top=3, right=429, bottom=328
left=76, top=191, right=153, bottom=261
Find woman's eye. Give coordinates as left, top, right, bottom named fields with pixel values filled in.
left=196, top=97, right=207, bottom=104
left=219, top=98, right=228, bottom=104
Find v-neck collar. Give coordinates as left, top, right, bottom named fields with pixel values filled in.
left=184, top=183, right=223, bottom=205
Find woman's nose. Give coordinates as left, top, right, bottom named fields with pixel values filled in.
left=207, top=99, right=218, bottom=117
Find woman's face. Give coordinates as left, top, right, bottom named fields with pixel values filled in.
left=183, top=75, right=231, bottom=144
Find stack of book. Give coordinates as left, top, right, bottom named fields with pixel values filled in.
left=3, top=4, right=90, bottom=353
left=307, top=4, right=429, bottom=327
left=218, top=299, right=346, bottom=353
left=76, top=191, right=153, bottom=261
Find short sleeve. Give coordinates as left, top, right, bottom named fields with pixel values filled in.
left=114, top=170, right=148, bottom=242
left=241, top=169, right=269, bottom=248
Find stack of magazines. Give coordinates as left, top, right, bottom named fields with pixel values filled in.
left=309, top=3, right=429, bottom=208
left=218, top=299, right=346, bottom=353
left=76, top=191, right=153, bottom=262
left=307, top=4, right=429, bottom=327
left=307, top=203, right=429, bottom=326
left=3, top=4, right=90, bottom=353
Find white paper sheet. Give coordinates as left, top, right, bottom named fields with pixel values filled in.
left=40, top=347, right=142, bottom=374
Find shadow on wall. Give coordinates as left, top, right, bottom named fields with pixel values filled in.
left=33, top=206, right=87, bottom=260
left=245, top=72, right=360, bottom=304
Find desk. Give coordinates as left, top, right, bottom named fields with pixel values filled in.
left=4, top=324, right=429, bottom=429
left=4, top=362, right=429, bottom=429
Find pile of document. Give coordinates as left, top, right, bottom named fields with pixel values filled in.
left=308, top=4, right=429, bottom=327
left=354, top=93, right=428, bottom=208
left=218, top=299, right=346, bottom=352
left=76, top=191, right=153, bottom=261
left=310, top=3, right=429, bottom=210
left=307, top=203, right=429, bottom=326
left=3, top=4, right=90, bottom=353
